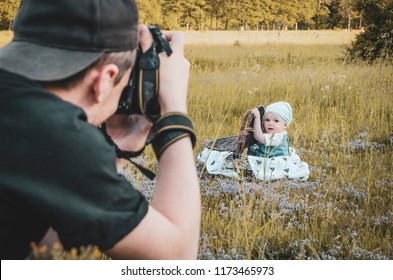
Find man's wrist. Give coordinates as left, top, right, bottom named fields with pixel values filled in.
left=160, top=101, right=188, bottom=115
left=151, top=112, right=196, bottom=159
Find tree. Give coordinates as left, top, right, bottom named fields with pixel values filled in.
left=347, top=0, right=393, bottom=62
left=314, top=0, right=333, bottom=29
left=179, top=0, right=207, bottom=30
left=267, top=0, right=316, bottom=31
left=326, top=0, right=344, bottom=29
left=339, top=0, right=357, bottom=29
left=160, top=0, right=183, bottom=29
left=0, top=0, right=20, bottom=30
left=259, top=0, right=276, bottom=30
left=271, top=0, right=296, bottom=30
left=218, top=0, right=238, bottom=30
left=296, top=0, right=319, bottom=30
left=135, top=0, right=163, bottom=27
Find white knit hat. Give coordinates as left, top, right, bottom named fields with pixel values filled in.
left=263, top=102, right=293, bottom=125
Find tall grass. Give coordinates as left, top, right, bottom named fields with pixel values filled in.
left=185, top=42, right=392, bottom=259
left=123, top=41, right=392, bottom=260
left=183, top=30, right=360, bottom=46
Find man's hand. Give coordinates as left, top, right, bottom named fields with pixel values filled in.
left=157, top=32, right=190, bottom=115
left=105, top=114, right=152, bottom=152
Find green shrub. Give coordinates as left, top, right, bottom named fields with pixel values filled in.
left=346, top=0, right=393, bottom=62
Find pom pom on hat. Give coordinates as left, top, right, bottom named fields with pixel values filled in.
left=263, top=102, right=293, bottom=125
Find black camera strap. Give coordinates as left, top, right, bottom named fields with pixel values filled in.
left=99, top=123, right=156, bottom=180
left=149, top=26, right=173, bottom=56
left=135, top=26, right=173, bottom=123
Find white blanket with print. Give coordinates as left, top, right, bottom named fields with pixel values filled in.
left=197, top=147, right=310, bottom=181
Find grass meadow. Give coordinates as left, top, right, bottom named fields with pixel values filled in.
left=125, top=31, right=392, bottom=260
left=1, top=30, right=392, bottom=259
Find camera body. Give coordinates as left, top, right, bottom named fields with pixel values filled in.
left=116, top=26, right=172, bottom=122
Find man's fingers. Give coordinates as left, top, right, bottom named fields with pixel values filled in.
left=164, top=32, right=184, bottom=55
left=138, top=25, right=153, bottom=53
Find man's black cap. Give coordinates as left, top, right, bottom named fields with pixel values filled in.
left=0, top=0, right=139, bottom=81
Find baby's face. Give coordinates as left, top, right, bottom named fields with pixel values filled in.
left=263, top=112, right=288, bottom=133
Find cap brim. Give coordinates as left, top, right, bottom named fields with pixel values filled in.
left=0, top=41, right=104, bottom=81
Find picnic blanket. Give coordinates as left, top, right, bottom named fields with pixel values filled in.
left=197, top=145, right=310, bottom=181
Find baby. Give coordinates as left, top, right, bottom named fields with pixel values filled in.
left=197, top=101, right=310, bottom=181
left=248, top=101, right=292, bottom=158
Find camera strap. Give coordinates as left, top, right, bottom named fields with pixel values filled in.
left=135, top=26, right=173, bottom=123
left=149, top=26, right=173, bottom=56
left=99, top=123, right=156, bottom=180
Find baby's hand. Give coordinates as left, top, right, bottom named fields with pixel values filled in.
left=251, top=108, right=260, bottom=118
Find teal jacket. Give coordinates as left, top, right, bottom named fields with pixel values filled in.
left=247, top=132, right=290, bottom=158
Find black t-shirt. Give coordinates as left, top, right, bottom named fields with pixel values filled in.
left=0, top=69, right=148, bottom=259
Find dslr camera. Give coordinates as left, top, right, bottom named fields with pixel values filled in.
left=116, top=26, right=172, bottom=122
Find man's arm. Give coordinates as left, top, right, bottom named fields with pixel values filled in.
left=108, top=138, right=199, bottom=259
left=107, top=28, right=200, bottom=259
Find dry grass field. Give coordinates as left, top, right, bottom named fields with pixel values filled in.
left=0, top=29, right=360, bottom=46
left=120, top=31, right=392, bottom=260
left=148, top=30, right=392, bottom=260
left=183, top=29, right=360, bottom=45
left=1, top=30, right=392, bottom=260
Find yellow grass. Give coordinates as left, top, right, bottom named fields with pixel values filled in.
left=186, top=37, right=392, bottom=259
left=183, top=30, right=361, bottom=45
left=122, top=32, right=393, bottom=259
left=0, top=30, right=360, bottom=47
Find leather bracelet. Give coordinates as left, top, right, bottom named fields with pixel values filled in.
left=155, top=112, right=193, bottom=132
left=151, top=112, right=196, bottom=159
left=152, top=130, right=193, bottom=159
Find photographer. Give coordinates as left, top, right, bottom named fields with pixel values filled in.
left=0, top=0, right=200, bottom=259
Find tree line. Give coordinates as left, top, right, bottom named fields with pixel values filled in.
left=0, top=0, right=19, bottom=30
left=136, top=0, right=363, bottom=31
left=0, top=0, right=362, bottom=31
left=1, top=0, right=391, bottom=61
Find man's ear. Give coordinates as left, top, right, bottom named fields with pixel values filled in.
left=93, top=64, right=120, bottom=104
